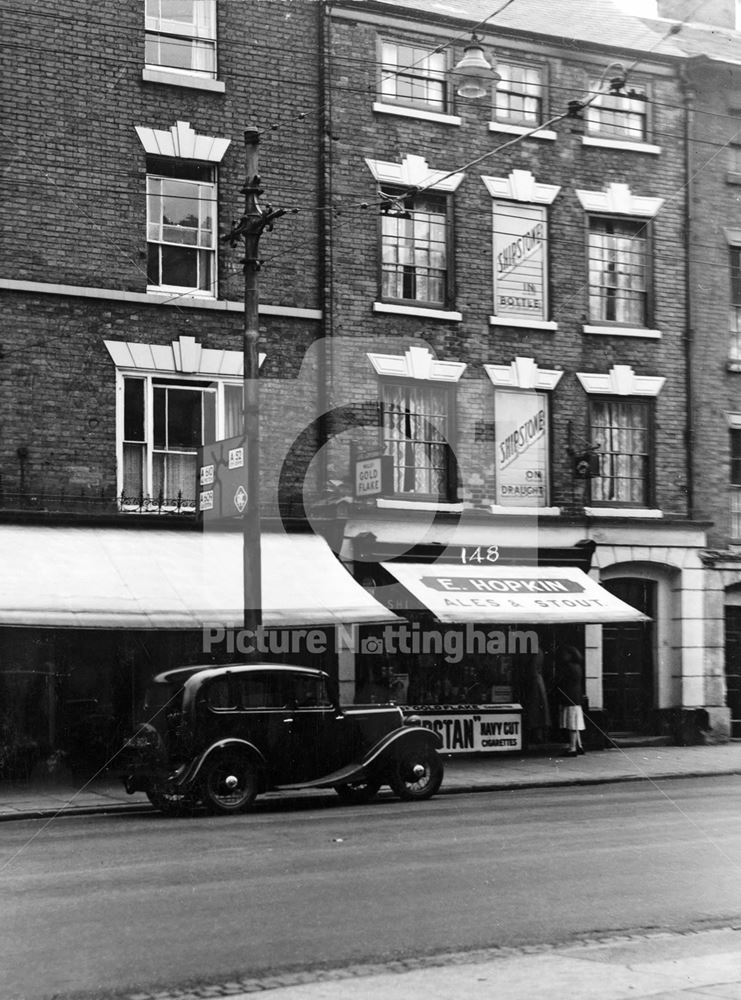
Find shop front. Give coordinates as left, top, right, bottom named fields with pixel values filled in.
left=341, top=517, right=647, bottom=753
left=0, top=520, right=396, bottom=779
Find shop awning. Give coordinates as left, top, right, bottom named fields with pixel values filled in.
left=0, top=525, right=398, bottom=629
left=380, top=562, right=648, bottom=624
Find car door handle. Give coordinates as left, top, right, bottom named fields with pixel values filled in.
left=283, top=717, right=294, bottom=724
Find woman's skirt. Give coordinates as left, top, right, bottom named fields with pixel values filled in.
left=559, top=705, right=585, bottom=731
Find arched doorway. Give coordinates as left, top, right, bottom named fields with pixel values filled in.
left=601, top=578, right=656, bottom=732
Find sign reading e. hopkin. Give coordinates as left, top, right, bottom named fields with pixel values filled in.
left=493, top=202, right=548, bottom=321
left=494, top=390, right=548, bottom=507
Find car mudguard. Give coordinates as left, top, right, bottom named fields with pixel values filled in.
left=176, top=738, right=268, bottom=790
left=283, top=725, right=442, bottom=790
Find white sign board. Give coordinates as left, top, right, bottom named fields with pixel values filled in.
left=493, top=202, right=548, bottom=321
left=381, top=564, right=649, bottom=625
left=494, top=390, right=548, bottom=507
left=408, top=709, right=522, bottom=753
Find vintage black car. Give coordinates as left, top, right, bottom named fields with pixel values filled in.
left=120, top=663, right=444, bottom=815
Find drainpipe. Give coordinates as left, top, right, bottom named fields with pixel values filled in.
left=680, top=62, right=695, bottom=520
left=317, top=2, right=334, bottom=505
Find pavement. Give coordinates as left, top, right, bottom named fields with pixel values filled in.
left=2, top=739, right=741, bottom=821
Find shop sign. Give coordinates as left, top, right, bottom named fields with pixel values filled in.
left=494, top=390, right=548, bottom=507
left=493, top=202, right=547, bottom=321
left=198, top=433, right=247, bottom=523
left=354, top=454, right=392, bottom=498
left=405, top=707, right=522, bottom=753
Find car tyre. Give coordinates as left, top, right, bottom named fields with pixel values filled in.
left=335, top=779, right=381, bottom=804
left=202, top=753, right=258, bottom=814
left=388, top=748, right=443, bottom=801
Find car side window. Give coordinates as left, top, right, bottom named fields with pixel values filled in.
left=236, top=673, right=286, bottom=709
left=205, top=677, right=236, bottom=710
left=287, top=674, right=332, bottom=708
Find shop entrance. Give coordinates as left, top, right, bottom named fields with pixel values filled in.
left=601, top=579, right=655, bottom=732
left=724, top=604, right=741, bottom=738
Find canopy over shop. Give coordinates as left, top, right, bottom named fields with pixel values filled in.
left=349, top=535, right=647, bottom=753
left=0, top=523, right=395, bottom=774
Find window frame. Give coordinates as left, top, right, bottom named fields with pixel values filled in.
left=492, top=59, right=547, bottom=127
left=587, top=395, right=653, bottom=508
left=584, top=76, right=651, bottom=143
left=377, top=37, right=450, bottom=114
left=144, top=0, right=218, bottom=79
left=730, top=426, right=741, bottom=538
left=378, top=185, right=454, bottom=310
left=145, top=156, right=218, bottom=298
left=379, top=376, right=458, bottom=502
left=730, top=245, right=741, bottom=363
left=586, top=213, right=653, bottom=328
left=118, top=371, right=242, bottom=512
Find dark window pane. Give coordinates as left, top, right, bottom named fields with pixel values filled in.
left=160, top=244, right=198, bottom=288
left=167, top=388, right=202, bottom=448
left=153, top=386, right=166, bottom=448
left=124, top=378, right=145, bottom=441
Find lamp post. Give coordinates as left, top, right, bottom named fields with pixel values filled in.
left=223, top=128, right=286, bottom=640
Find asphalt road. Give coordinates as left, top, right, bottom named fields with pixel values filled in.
left=2, top=776, right=741, bottom=1000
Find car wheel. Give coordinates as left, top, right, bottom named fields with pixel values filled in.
left=146, top=785, right=197, bottom=817
left=335, top=779, right=381, bottom=804
left=202, top=753, right=258, bottom=814
left=388, top=748, right=443, bottom=801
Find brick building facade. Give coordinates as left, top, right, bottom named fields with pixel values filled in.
left=0, top=0, right=733, bottom=778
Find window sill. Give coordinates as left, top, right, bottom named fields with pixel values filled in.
left=373, top=302, right=462, bottom=321
left=726, top=171, right=741, bottom=185
left=728, top=360, right=741, bottom=371
left=584, top=507, right=663, bottom=519
left=488, top=121, right=557, bottom=141
left=373, top=101, right=461, bottom=126
left=581, top=136, right=660, bottom=155
left=490, top=316, right=557, bottom=331
left=488, top=505, right=561, bottom=516
left=142, top=67, right=225, bottom=93
left=583, top=324, right=661, bottom=339
left=376, top=498, right=464, bottom=513
left=147, top=285, right=216, bottom=301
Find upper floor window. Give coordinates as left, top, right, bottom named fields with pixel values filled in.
left=121, top=374, right=242, bottom=511
left=381, top=380, right=453, bottom=501
left=588, top=216, right=649, bottom=326
left=379, top=41, right=448, bottom=112
left=585, top=80, right=648, bottom=142
left=730, top=246, right=741, bottom=363
left=380, top=188, right=450, bottom=307
left=589, top=397, right=651, bottom=506
left=494, top=389, right=549, bottom=507
left=145, top=0, right=217, bottom=78
left=146, top=156, right=216, bottom=296
left=493, top=62, right=544, bottom=126
left=731, top=426, right=741, bottom=536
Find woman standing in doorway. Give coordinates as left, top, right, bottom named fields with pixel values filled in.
left=555, top=646, right=586, bottom=756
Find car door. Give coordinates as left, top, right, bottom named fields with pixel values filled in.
left=283, top=672, right=350, bottom=781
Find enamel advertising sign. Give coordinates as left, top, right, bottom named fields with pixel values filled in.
left=494, top=390, right=548, bottom=507
left=493, top=202, right=548, bottom=321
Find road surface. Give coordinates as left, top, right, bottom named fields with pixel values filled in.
left=2, top=775, right=740, bottom=999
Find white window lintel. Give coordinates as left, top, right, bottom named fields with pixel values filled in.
left=484, top=357, right=563, bottom=391
left=481, top=169, right=560, bottom=205
left=367, top=346, right=466, bottom=382
left=105, top=335, right=264, bottom=377
left=135, top=121, right=231, bottom=162
left=575, top=182, right=663, bottom=217
left=364, top=154, right=464, bottom=192
left=576, top=365, right=665, bottom=396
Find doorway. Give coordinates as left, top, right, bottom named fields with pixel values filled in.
left=724, top=604, right=741, bottom=738
left=601, top=579, right=656, bottom=732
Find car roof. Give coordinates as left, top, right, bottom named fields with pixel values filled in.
left=150, top=663, right=326, bottom=686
